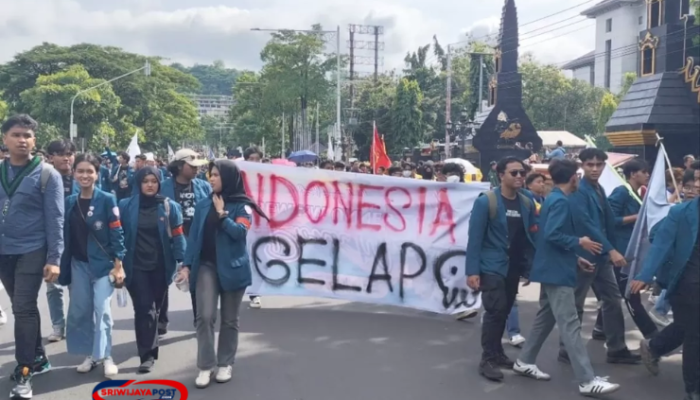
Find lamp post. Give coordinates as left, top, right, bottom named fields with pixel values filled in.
left=70, top=61, right=150, bottom=141
left=251, top=26, right=342, bottom=156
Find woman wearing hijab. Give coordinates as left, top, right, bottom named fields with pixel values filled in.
left=177, top=160, right=268, bottom=388
left=119, top=166, right=186, bottom=373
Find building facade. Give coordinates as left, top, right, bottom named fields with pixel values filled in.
left=189, top=95, right=234, bottom=119
left=565, top=0, right=646, bottom=93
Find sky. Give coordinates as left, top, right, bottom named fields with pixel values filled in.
left=0, top=0, right=597, bottom=72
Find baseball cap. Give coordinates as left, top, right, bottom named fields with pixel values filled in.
left=173, top=149, right=208, bottom=167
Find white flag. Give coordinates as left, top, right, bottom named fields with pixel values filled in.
left=327, top=126, right=335, bottom=160
left=167, top=144, right=174, bottom=161
left=623, top=143, right=672, bottom=294
left=125, top=133, right=140, bottom=166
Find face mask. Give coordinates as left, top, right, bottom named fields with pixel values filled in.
left=446, top=175, right=460, bottom=183
left=402, top=171, right=412, bottom=177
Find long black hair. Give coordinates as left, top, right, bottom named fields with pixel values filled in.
left=210, top=160, right=269, bottom=220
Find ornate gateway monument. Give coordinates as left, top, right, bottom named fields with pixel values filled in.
left=472, top=0, right=542, bottom=173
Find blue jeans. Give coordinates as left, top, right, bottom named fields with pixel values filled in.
left=46, top=281, right=65, bottom=330
left=506, top=301, right=520, bottom=338
left=654, top=290, right=671, bottom=316
left=66, top=259, right=114, bottom=359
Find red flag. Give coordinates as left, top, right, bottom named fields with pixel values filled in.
left=371, top=122, right=391, bottom=174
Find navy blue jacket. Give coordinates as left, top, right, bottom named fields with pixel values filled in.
left=59, top=190, right=126, bottom=285
left=635, top=198, right=699, bottom=296
left=118, top=195, right=186, bottom=286
left=570, top=178, right=617, bottom=263
left=184, top=199, right=253, bottom=292
left=608, top=185, right=641, bottom=254
left=529, top=188, right=581, bottom=287
left=465, top=187, right=538, bottom=278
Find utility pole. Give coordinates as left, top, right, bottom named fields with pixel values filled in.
left=478, top=54, right=484, bottom=113
left=348, top=25, right=356, bottom=107
left=281, top=112, right=286, bottom=158
left=445, top=45, right=452, bottom=159
left=315, top=102, right=320, bottom=156
left=374, top=26, right=380, bottom=82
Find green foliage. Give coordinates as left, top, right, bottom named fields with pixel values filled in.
left=390, top=78, right=423, bottom=151
left=352, top=74, right=397, bottom=157
left=19, top=65, right=120, bottom=143
left=596, top=92, right=618, bottom=134
left=520, top=60, right=608, bottom=138
left=172, top=60, right=239, bottom=95
left=0, top=98, right=7, bottom=121
left=617, top=72, right=636, bottom=100
left=0, top=43, right=203, bottom=151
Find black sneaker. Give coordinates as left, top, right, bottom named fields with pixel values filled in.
left=157, top=322, right=168, bottom=336
left=639, top=339, right=660, bottom=376
left=479, top=360, right=504, bottom=381
left=592, top=328, right=606, bottom=341
left=558, top=349, right=571, bottom=365
left=10, top=356, right=51, bottom=381
left=495, top=353, right=514, bottom=369
left=138, top=357, right=155, bottom=374
left=607, top=347, right=642, bottom=364
left=10, top=366, right=32, bottom=399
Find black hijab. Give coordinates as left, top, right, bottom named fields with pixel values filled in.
left=210, top=160, right=269, bottom=220
left=135, top=166, right=166, bottom=208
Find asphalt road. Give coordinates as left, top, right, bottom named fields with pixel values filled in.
left=0, top=283, right=686, bottom=400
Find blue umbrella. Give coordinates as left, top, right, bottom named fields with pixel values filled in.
left=288, top=150, right=318, bottom=164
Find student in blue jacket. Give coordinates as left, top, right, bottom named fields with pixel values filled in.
left=605, top=159, right=657, bottom=339
left=562, top=148, right=640, bottom=365
left=106, top=148, right=133, bottom=201
left=119, top=166, right=186, bottom=373
left=177, top=159, right=268, bottom=389
left=513, top=159, right=621, bottom=396
left=157, top=149, right=211, bottom=334
left=631, top=194, right=700, bottom=400
left=465, top=156, right=538, bottom=382
left=59, top=153, right=126, bottom=378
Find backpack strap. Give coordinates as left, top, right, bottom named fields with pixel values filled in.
left=40, top=163, right=54, bottom=194
left=484, top=191, right=498, bottom=220
left=517, top=192, right=534, bottom=214
left=163, top=200, right=172, bottom=238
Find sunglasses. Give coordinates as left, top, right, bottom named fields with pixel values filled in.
left=508, top=170, right=527, bottom=177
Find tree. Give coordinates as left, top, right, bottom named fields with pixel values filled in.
left=171, top=61, right=239, bottom=95
left=19, top=65, right=121, bottom=144
left=617, top=72, right=636, bottom=100
left=520, top=59, right=607, bottom=138
left=0, top=98, right=7, bottom=121
left=352, top=73, right=397, bottom=158
left=390, top=78, right=423, bottom=152
left=0, top=43, right=203, bottom=151
left=596, top=92, right=618, bottom=134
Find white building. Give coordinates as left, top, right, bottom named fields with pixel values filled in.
left=564, top=0, right=646, bottom=93
left=189, top=95, right=234, bottom=119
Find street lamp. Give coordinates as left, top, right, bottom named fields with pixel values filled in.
left=70, top=61, right=151, bottom=140
left=251, top=26, right=341, bottom=157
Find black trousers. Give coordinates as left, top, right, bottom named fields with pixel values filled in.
left=480, top=265, right=521, bottom=361
left=594, top=266, right=658, bottom=338
left=0, top=247, right=46, bottom=367
left=665, top=291, right=700, bottom=395
left=158, top=285, right=198, bottom=325
left=128, top=265, right=167, bottom=362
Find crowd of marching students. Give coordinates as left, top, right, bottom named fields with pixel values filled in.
left=0, top=112, right=697, bottom=400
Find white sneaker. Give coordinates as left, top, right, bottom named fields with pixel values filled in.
left=48, top=326, right=64, bottom=342
left=250, top=296, right=262, bottom=309
left=195, top=370, right=212, bottom=388
left=215, top=365, right=233, bottom=383
left=454, top=308, right=478, bottom=321
left=579, top=376, right=620, bottom=396
left=76, top=356, right=96, bottom=373
left=509, top=334, right=526, bottom=347
left=103, top=358, right=118, bottom=377
left=513, top=360, right=551, bottom=380
left=649, top=309, right=671, bottom=327
left=0, top=306, right=7, bottom=325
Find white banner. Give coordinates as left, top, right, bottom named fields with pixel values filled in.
left=237, top=161, right=488, bottom=314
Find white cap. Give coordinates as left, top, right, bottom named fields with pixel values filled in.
left=173, top=149, right=208, bottom=167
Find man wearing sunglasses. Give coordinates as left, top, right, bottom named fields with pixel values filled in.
left=466, top=156, right=538, bottom=382
left=560, top=148, right=640, bottom=365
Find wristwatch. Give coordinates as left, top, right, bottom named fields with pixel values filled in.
left=218, top=210, right=229, bottom=219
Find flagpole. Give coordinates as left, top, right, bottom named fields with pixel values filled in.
left=372, top=121, right=377, bottom=174
left=656, top=133, right=681, bottom=203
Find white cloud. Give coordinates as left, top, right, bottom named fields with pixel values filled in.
left=0, top=0, right=595, bottom=71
